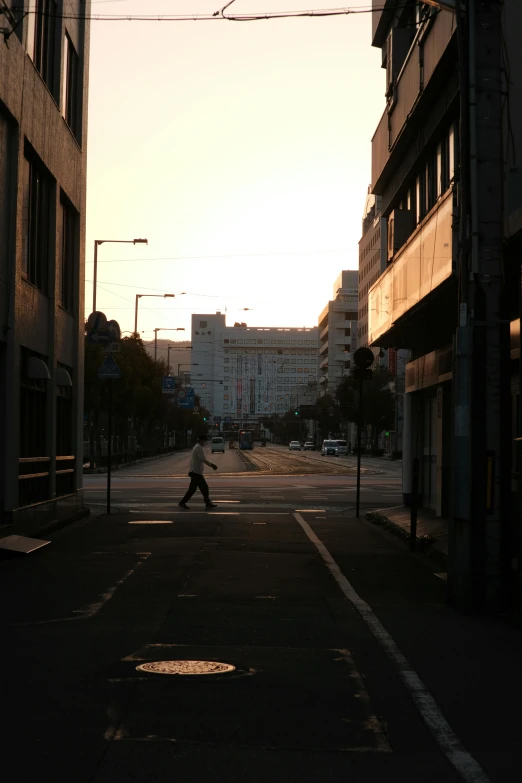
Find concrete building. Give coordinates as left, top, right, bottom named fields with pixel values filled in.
left=367, top=1, right=522, bottom=607
left=358, top=189, right=407, bottom=454
left=0, top=2, right=90, bottom=527
left=358, top=191, right=387, bottom=348
left=317, top=270, right=358, bottom=396
left=190, top=313, right=319, bottom=424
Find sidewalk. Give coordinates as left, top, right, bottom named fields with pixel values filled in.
left=366, top=506, right=448, bottom=568
left=83, top=448, right=190, bottom=475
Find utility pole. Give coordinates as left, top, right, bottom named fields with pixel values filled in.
left=450, top=0, right=510, bottom=611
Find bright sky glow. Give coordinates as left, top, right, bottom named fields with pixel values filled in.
left=85, top=0, right=384, bottom=339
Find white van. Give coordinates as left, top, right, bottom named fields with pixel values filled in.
left=334, top=440, right=349, bottom=456
left=211, top=436, right=225, bottom=454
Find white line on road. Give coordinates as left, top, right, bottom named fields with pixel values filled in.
left=293, top=512, right=492, bottom=783
left=10, top=554, right=150, bottom=627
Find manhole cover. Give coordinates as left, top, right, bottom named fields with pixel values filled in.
left=136, top=660, right=236, bottom=676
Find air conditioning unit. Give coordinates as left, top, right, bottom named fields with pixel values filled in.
left=387, top=209, right=414, bottom=261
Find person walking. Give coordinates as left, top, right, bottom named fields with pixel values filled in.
left=178, top=434, right=218, bottom=510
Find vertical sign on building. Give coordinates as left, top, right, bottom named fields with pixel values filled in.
left=250, top=378, right=255, bottom=414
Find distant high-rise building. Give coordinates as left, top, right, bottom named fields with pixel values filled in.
left=317, top=271, right=358, bottom=396
left=190, top=314, right=319, bottom=423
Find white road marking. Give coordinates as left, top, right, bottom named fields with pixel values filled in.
left=293, top=512, right=491, bottom=783
left=209, top=512, right=287, bottom=516
left=128, top=520, right=172, bottom=525
left=10, top=554, right=150, bottom=627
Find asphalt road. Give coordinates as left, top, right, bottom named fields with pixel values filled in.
left=2, top=497, right=520, bottom=782
left=2, top=450, right=519, bottom=782
left=83, top=444, right=403, bottom=515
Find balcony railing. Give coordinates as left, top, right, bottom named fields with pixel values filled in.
left=368, top=191, right=454, bottom=345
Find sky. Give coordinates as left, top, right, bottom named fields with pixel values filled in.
left=85, top=0, right=385, bottom=342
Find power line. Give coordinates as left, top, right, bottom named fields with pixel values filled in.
left=7, top=4, right=402, bottom=26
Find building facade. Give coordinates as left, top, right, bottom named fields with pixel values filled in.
left=190, top=313, right=319, bottom=424
left=317, top=270, right=358, bottom=396
left=367, top=1, right=522, bottom=608
left=358, top=189, right=407, bottom=454
left=0, top=2, right=90, bottom=527
left=358, top=191, right=387, bottom=348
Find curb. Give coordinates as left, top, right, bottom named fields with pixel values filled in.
left=366, top=510, right=447, bottom=568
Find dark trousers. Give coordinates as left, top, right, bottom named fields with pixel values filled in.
left=181, top=472, right=210, bottom=504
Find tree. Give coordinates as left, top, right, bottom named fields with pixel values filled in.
left=314, top=393, right=341, bottom=440
left=336, top=366, right=395, bottom=452
left=84, top=334, right=206, bottom=463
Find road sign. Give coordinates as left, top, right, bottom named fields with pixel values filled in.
left=99, top=354, right=121, bottom=380
left=162, top=377, right=176, bottom=394
left=104, top=341, right=121, bottom=353
left=213, top=416, right=221, bottom=422
left=224, top=416, right=231, bottom=423
left=87, top=311, right=121, bottom=346
left=178, top=387, right=195, bottom=409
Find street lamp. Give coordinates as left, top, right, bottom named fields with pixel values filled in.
left=135, top=293, right=175, bottom=335
left=154, top=327, right=185, bottom=360
left=92, top=238, right=148, bottom=313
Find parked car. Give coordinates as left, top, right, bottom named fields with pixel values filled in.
left=303, top=442, right=315, bottom=450
left=289, top=441, right=301, bottom=451
left=321, top=439, right=338, bottom=456
left=334, top=440, right=349, bottom=456
left=211, top=436, right=225, bottom=453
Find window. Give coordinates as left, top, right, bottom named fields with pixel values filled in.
left=56, top=364, right=73, bottom=457
left=19, top=348, right=47, bottom=459
left=345, top=328, right=351, bottom=337
left=22, top=150, right=53, bottom=294
left=416, top=170, right=426, bottom=224
left=199, top=320, right=207, bottom=328
left=59, top=195, right=77, bottom=312
left=426, top=152, right=437, bottom=211
left=62, top=32, right=80, bottom=138
left=26, top=0, right=58, bottom=94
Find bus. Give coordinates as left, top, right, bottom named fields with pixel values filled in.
left=238, top=430, right=254, bottom=450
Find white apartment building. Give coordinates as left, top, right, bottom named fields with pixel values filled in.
left=190, top=313, right=319, bottom=424
left=317, top=271, right=358, bottom=396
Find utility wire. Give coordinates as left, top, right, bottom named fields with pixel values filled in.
left=7, top=4, right=411, bottom=25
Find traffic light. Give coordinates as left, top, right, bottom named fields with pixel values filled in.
left=203, top=416, right=207, bottom=421
left=294, top=410, right=299, bottom=416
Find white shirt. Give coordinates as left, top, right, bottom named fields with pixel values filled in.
left=189, top=442, right=207, bottom=474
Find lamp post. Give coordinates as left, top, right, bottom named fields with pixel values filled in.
left=92, top=238, right=148, bottom=313
left=135, top=293, right=175, bottom=335
left=154, top=327, right=185, bottom=361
